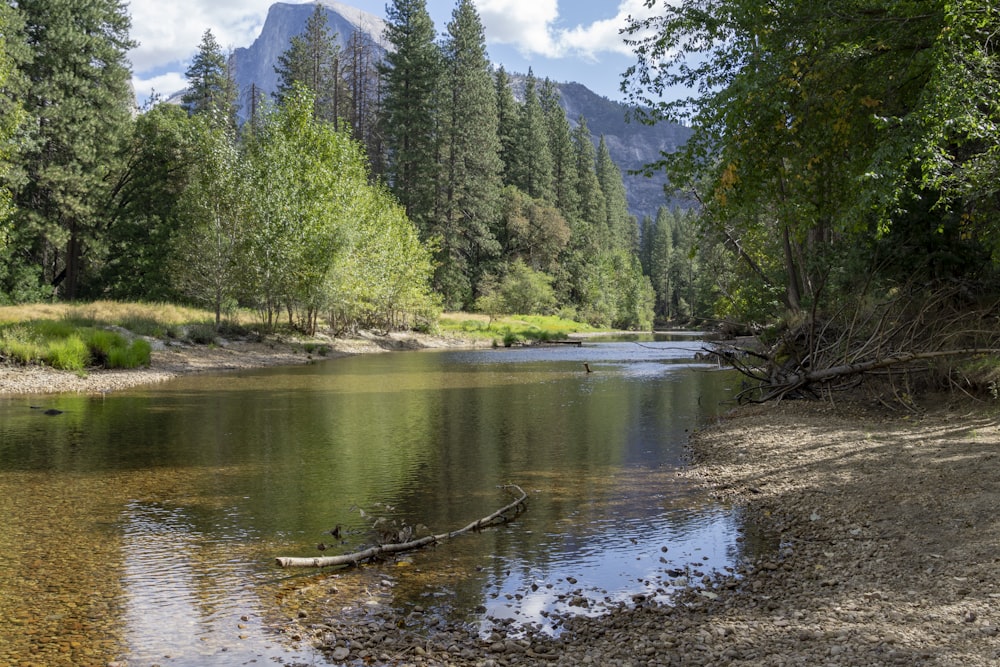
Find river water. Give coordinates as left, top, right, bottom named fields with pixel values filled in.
left=0, top=334, right=754, bottom=666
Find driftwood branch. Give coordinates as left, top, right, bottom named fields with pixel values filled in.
left=275, top=484, right=528, bottom=568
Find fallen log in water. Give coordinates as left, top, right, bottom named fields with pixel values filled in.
left=275, top=484, right=528, bottom=568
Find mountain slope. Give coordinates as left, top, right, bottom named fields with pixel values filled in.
left=226, top=1, right=688, bottom=220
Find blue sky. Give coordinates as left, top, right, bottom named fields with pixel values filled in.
left=127, top=0, right=662, bottom=105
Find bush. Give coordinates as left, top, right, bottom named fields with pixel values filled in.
left=185, top=323, right=217, bottom=345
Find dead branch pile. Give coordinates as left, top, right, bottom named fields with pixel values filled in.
left=709, top=287, right=1000, bottom=406
left=275, top=484, right=528, bottom=568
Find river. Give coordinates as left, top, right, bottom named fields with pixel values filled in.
left=0, top=334, right=754, bottom=666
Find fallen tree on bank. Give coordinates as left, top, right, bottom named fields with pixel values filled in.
left=709, top=287, right=1000, bottom=406
left=275, top=484, right=528, bottom=568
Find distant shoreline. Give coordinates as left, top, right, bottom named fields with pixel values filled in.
left=0, top=331, right=487, bottom=396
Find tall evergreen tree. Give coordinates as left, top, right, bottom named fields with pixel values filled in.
left=274, top=4, right=348, bottom=128
left=380, top=0, right=443, bottom=234
left=183, top=29, right=238, bottom=126
left=345, top=23, right=385, bottom=173
left=10, top=0, right=135, bottom=300
left=0, top=3, right=24, bottom=227
left=596, top=135, right=634, bottom=251
left=508, top=70, right=553, bottom=201
left=437, top=0, right=503, bottom=306
left=540, top=78, right=579, bottom=220
left=494, top=66, right=518, bottom=183
left=572, top=116, right=606, bottom=246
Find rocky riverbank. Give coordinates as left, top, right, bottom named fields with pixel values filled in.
left=273, top=396, right=1000, bottom=666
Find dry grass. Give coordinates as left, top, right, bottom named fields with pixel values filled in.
left=0, top=301, right=223, bottom=331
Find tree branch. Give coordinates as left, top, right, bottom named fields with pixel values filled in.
left=275, top=484, right=528, bottom=569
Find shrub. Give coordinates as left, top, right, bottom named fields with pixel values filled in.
left=185, top=323, right=217, bottom=345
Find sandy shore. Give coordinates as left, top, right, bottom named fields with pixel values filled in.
left=0, top=330, right=488, bottom=396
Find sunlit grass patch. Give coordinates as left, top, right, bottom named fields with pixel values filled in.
left=0, top=316, right=152, bottom=370
left=438, top=311, right=602, bottom=344
left=44, top=335, right=89, bottom=371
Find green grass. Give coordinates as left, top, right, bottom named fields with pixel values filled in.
left=438, top=311, right=603, bottom=346
left=0, top=319, right=152, bottom=371
left=45, top=335, right=89, bottom=371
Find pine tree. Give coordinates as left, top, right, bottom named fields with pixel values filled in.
left=494, top=66, right=518, bottom=183
left=509, top=70, right=553, bottom=201
left=380, top=0, right=444, bottom=234
left=0, top=3, right=24, bottom=226
left=596, top=135, right=634, bottom=251
left=345, top=24, right=384, bottom=173
left=274, top=4, right=348, bottom=128
left=10, top=0, right=135, bottom=300
left=183, top=29, right=238, bottom=126
left=437, top=0, right=503, bottom=306
left=572, top=116, right=606, bottom=246
left=539, top=79, right=579, bottom=221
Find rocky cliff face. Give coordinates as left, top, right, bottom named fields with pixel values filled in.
left=230, top=1, right=386, bottom=111
left=226, top=1, right=688, bottom=220
left=540, top=81, right=693, bottom=221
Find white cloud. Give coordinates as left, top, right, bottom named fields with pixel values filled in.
left=475, top=0, right=560, bottom=57
left=475, top=0, right=658, bottom=60
left=132, top=72, right=188, bottom=104
left=126, top=0, right=272, bottom=73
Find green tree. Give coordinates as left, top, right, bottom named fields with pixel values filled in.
left=344, top=22, right=385, bottom=174
left=540, top=79, right=579, bottom=220
left=623, top=0, right=1000, bottom=315
left=243, top=86, right=362, bottom=332
left=494, top=66, right=519, bottom=183
left=595, top=135, right=634, bottom=251
left=171, top=119, right=246, bottom=326
left=498, top=259, right=557, bottom=315
left=436, top=0, right=503, bottom=307
left=0, top=3, right=23, bottom=226
left=274, top=4, right=348, bottom=127
left=381, top=0, right=444, bottom=234
left=183, top=29, right=238, bottom=126
left=101, top=104, right=198, bottom=300
left=9, top=0, right=135, bottom=300
left=508, top=70, right=553, bottom=201
left=326, top=184, right=438, bottom=332
left=572, top=116, right=606, bottom=242
left=499, top=186, right=570, bottom=273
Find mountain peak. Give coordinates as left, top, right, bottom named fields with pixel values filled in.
left=225, top=2, right=688, bottom=219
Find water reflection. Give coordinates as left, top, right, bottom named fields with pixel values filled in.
left=0, top=337, right=751, bottom=664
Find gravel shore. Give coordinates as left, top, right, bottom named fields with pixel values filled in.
left=274, top=397, right=1000, bottom=666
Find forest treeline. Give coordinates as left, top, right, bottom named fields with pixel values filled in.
left=624, top=0, right=1000, bottom=399
left=0, top=0, right=718, bottom=334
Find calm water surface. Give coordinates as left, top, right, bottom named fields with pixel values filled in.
left=0, top=335, right=754, bottom=665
